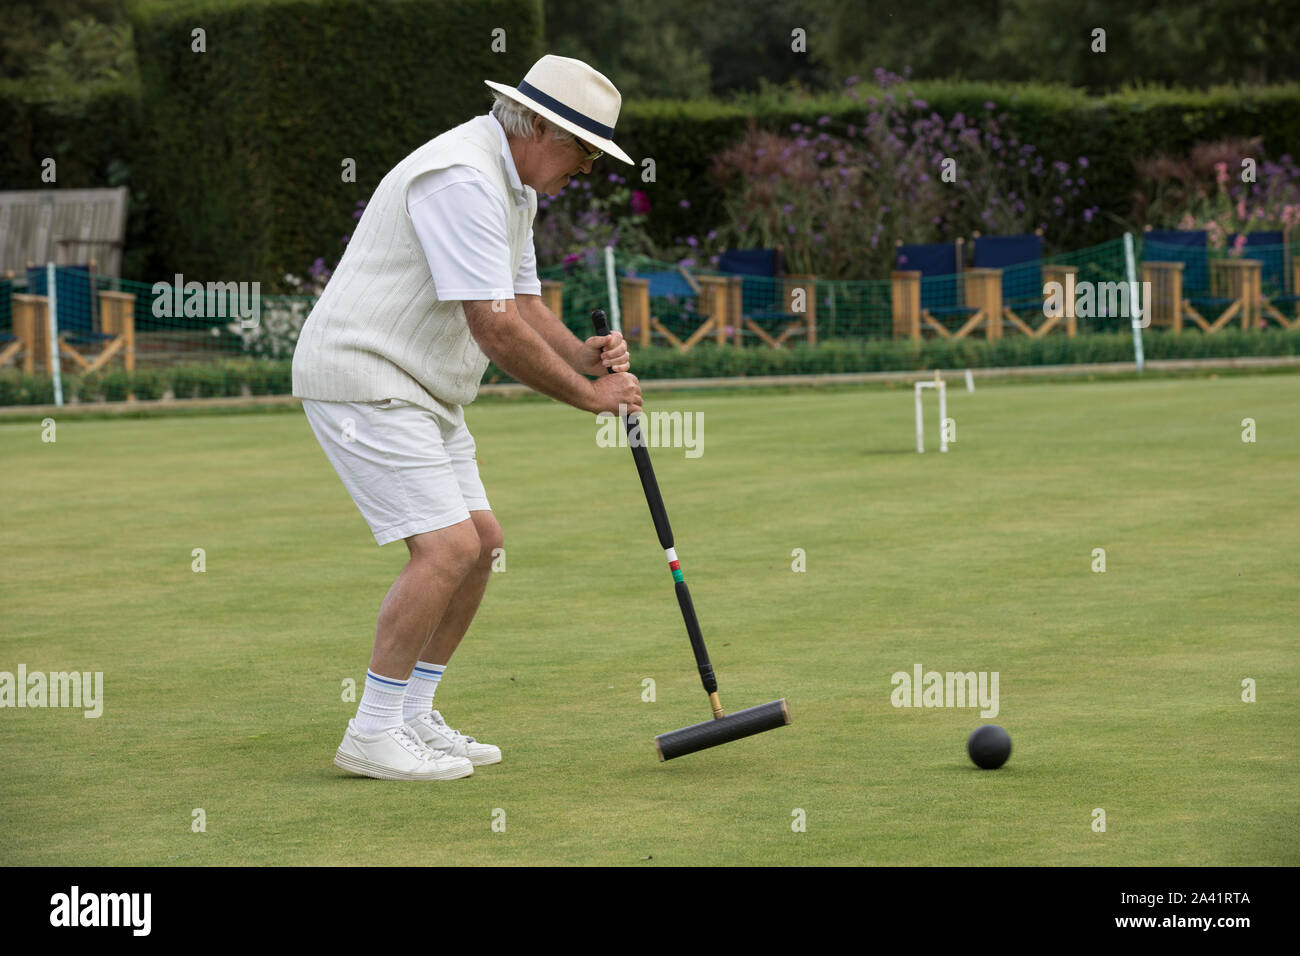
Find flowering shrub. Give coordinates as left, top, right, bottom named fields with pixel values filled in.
left=222, top=294, right=310, bottom=358
left=533, top=173, right=657, bottom=270
left=707, top=70, right=1097, bottom=279
left=1133, top=138, right=1300, bottom=250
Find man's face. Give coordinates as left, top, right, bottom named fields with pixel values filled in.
left=531, top=119, right=596, bottom=196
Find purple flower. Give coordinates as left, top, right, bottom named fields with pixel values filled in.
left=817, top=115, right=831, bottom=126
left=686, top=236, right=698, bottom=247
left=984, top=101, right=996, bottom=110
left=846, top=75, right=860, bottom=86
left=1083, top=208, right=1095, bottom=222
left=679, top=199, right=691, bottom=208
left=630, top=191, right=651, bottom=215
left=1077, top=157, right=1089, bottom=168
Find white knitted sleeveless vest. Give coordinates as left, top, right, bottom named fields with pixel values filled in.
left=292, top=114, right=535, bottom=420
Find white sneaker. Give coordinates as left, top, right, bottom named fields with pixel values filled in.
left=334, top=720, right=474, bottom=781
left=407, top=710, right=502, bottom=766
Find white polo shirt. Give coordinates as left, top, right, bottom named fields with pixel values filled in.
left=406, top=114, right=542, bottom=301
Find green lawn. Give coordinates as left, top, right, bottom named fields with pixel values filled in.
left=1, top=374, right=1296, bottom=865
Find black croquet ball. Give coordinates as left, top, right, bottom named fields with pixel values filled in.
left=967, top=725, right=1012, bottom=769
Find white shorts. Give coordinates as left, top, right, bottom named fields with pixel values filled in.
left=301, top=398, right=490, bottom=546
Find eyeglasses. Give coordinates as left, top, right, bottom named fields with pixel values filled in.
left=572, top=135, right=604, bottom=163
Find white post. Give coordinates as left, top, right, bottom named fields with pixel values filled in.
left=604, top=246, right=622, bottom=334
left=916, top=374, right=949, bottom=454
left=914, top=382, right=925, bottom=453
left=965, top=368, right=975, bottom=392
left=46, top=262, right=64, bottom=406
left=938, top=377, right=948, bottom=453
left=1124, top=232, right=1144, bottom=374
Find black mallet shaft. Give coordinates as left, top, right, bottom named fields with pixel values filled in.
left=591, top=309, right=791, bottom=760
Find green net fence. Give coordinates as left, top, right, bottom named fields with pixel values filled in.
left=1, top=234, right=1298, bottom=406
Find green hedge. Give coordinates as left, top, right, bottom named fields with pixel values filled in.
left=126, top=0, right=544, bottom=284
left=2, top=331, right=1298, bottom=407
left=5, top=0, right=1298, bottom=285
left=0, top=76, right=141, bottom=191
left=0, top=359, right=294, bottom=405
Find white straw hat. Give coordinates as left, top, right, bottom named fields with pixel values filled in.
left=486, top=54, right=633, bottom=165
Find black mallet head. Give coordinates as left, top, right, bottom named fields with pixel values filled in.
left=967, top=724, right=1012, bottom=769
left=655, top=699, right=791, bottom=761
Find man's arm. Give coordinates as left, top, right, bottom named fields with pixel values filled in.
left=515, top=293, right=630, bottom=376
left=464, top=298, right=641, bottom=414
left=513, top=294, right=586, bottom=372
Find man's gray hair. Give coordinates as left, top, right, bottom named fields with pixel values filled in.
left=491, top=91, right=574, bottom=143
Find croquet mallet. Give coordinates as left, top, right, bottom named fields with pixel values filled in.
left=591, top=309, right=791, bottom=760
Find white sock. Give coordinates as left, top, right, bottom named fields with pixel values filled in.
left=404, top=661, right=445, bottom=720
left=354, top=670, right=409, bottom=736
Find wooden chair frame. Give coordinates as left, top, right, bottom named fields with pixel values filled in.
left=11, top=288, right=135, bottom=374
left=724, top=274, right=817, bottom=348
left=619, top=272, right=732, bottom=351
left=1143, top=258, right=1265, bottom=332
left=890, top=267, right=1003, bottom=340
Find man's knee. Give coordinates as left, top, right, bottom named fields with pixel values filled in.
left=407, top=520, right=481, bottom=576
left=471, top=511, right=504, bottom=567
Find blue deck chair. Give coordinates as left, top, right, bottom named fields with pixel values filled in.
left=620, top=267, right=729, bottom=351
left=26, top=264, right=128, bottom=372
left=1144, top=229, right=1211, bottom=293
left=716, top=248, right=816, bottom=347
left=1228, top=231, right=1297, bottom=328
left=0, top=276, right=20, bottom=369
left=891, top=241, right=985, bottom=338
left=973, top=233, right=1044, bottom=331
left=1142, top=229, right=1244, bottom=331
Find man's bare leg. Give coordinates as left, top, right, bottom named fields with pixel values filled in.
left=367, top=517, right=482, bottom=679
left=417, top=509, right=503, bottom=666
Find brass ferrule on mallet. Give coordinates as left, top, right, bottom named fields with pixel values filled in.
left=709, top=692, right=725, bottom=719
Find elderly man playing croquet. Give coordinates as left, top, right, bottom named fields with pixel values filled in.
left=292, top=55, right=642, bottom=781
